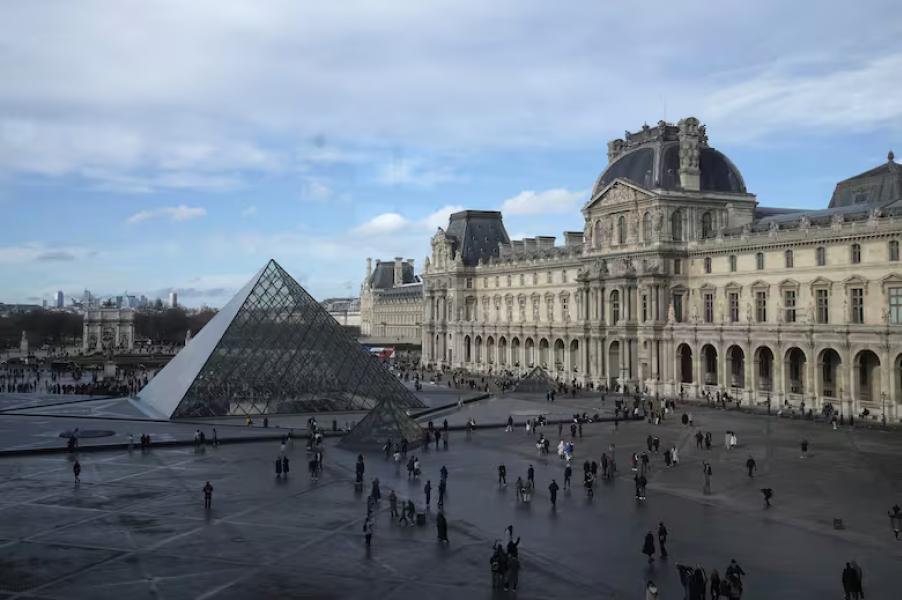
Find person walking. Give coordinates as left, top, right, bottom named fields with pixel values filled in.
left=371, top=478, right=381, bottom=502
left=888, top=504, right=902, bottom=539
left=527, top=464, right=534, bottom=486
left=438, top=479, right=446, bottom=508
left=842, top=562, right=858, bottom=600
left=549, top=479, right=559, bottom=508
left=703, top=461, right=712, bottom=494
left=498, top=464, right=507, bottom=486
left=275, top=457, right=283, bottom=479
left=436, top=511, right=449, bottom=543
left=506, top=553, right=520, bottom=592
left=282, top=456, right=289, bottom=478
left=363, top=517, right=374, bottom=547
left=212, top=427, right=218, bottom=447
left=850, top=560, right=864, bottom=599
left=709, top=569, right=721, bottom=600
left=73, top=460, right=81, bottom=485
left=202, top=481, right=213, bottom=509
left=389, top=490, right=398, bottom=519
left=761, top=487, right=773, bottom=508
left=440, top=465, right=448, bottom=483
left=424, top=480, right=432, bottom=508
left=564, top=464, right=572, bottom=490
left=695, top=430, right=703, bottom=449
left=801, top=439, right=809, bottom=459
left=657, top=522, right=668, bottom=558
left=642, top=531, right=655, bottom=563
left=746, top=456, right=757, bottom=478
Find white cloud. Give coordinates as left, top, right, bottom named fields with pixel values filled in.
left=423, top=204, right=465, bottom=230
left=500, top=188, right=586, bottom=216
left=704, top=53, right=902, bottom=142
left=302, top=179, right=333, bottom=201
left=375, top=158, right=457, bottom=188
left=351, top=213, right=410, bottom=236
left=126, top=204, right=207, bottom=225
left=241, top=205, right=257, bottom=218
left=0, top=242, right=94, bottom=265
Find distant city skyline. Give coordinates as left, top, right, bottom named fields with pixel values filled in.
left=2, top=1, right=900, bottom=308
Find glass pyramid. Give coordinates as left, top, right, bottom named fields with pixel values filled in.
left=137, top=259, right=425, bottom=419
left=340, top=397, right=425, bottom=450
left=513, top=366, right=556, bottom=394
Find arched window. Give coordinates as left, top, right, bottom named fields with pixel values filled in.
left=851, top=243, right=861, bottom=264
left=729, top=255, right=737, bottom=272
left=617, top=215, right=626, bottom=245
left=701, top=211, right=713, bottom=239
left=890, top=240, right=900, bottom=262
left=784, top=249, right=794, bottom=268
left=756, top=252, right=765, bottom=270
left=671, top=210, right=683, bottom=241
left=816, top=246, right=826, bottom=266
left=704, top=257, right=712, bottom=274
left=642, top=211, right=651, bottom=242
left=610, top=290, right=620, bottom=323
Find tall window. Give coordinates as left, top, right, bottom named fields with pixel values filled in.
left=617, top=216, right=626, bottom=245
left=674, top=259, right=682, bottom=275
left=889, top=287, right=902, bottom=324
left=610, top=290, right=620, bottom=323
left=673, top=293, right=684, bottom=322
left=546, top=271, right=552, bottom=283
left=465, top=277, right=473, bottom=289
left=784, top=290, right=796, bottom=323
left=641, top=294, right=648, bottom=322
left=704, top=257, right=712, bottom=274
left=785, top=250, right=794, bottom=268
left=519, top=274, right=525, bottom=286
left=561, top=295, right=570, bottom=321
left=671, top=210, right=683, bottom=241
left=729, top=292, right=739, bottom=323
left=546, top=298, right=554, bottom=322
left=532, top=272, right=538, bottom=285
left=816, top=246, right=826, bottom=266
left=642, top=212, right=651, bottom=242
left=729, top=255, right=737, bottom=272
left=816, top=289, right=829, bottom=324
left=850, top=288, right=864, bottom=323
left=561, top=269, right=568, bottom=283
left=756, top=252, right=765, bottom=270
left=506, top=275, right=512, bottom=287
left=701, top=211, right=713, bottom=239
left=532, top=298, right=540, bottom=321
left=851, top=243, right=861, bottom=264
left=755, top=291, right=767, bottom=322
left=704, top=292, right=714, bottom=323
left=890, top=240, right=900, bottom=262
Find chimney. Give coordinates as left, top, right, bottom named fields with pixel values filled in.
left=366, top=257, right=372, bottom=280
left=563, top=231, right=584, bottom=247
left=407, top=258, right=415, bottom=272
left=393, top=257, right=403, bottom=287
left=536, top=236, right=556, bottom=249
left=677, top=117, right=701, bottom=192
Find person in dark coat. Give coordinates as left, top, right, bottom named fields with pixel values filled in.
left=746, top=456, right=757, bottom=477
left=436, top=511, right=449, bottom=542
left=275, top=457, right=282, bottom=478
left=761, top=487, right=773, bottom=508
left=709, top=569, right=721, bottom=600
left=548, top=479, right=559, bottom=508
left=657, top=522, right=668, bottom=558
left=498, top=464, right=507, bottom=485
left=842, top=562, right=857, bottom=599
left=282, top=456, right=289, bottom=477
left=371, top=478, right=381, bottom=501
left=506, top=553, right=520, bottom=592
left=424, top=480, right=432, bottom=507
left=642, top=531, right=655, bottom=563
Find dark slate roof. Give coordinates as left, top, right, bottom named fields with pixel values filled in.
left=595, top=142, right=746, bottom=195
left=829, top=155, right=902, bottom=208
left=369, top=261, right=416, bottom=289
left=445, top=210, right=510, bottom=266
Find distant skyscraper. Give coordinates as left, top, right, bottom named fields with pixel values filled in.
left=169, top=291, right=178, bottom=308
left=42, top=299, right=47, bottom=309
left=55, top=290, right=64, bottom=308
left=84, top=289, right=94, bottom=306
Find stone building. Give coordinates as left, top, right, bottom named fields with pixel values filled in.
left=359, top=257, right=424, bottom=344
left=82, top=307, right=135, bottom=353
left=421, top=117, right=902, bottom=422
left=322, top=297, right=362, bottom=327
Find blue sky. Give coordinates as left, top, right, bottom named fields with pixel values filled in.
left=1, top=0, right=900, bottom=307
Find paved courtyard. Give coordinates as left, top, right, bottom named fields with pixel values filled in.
left=0, top=396, right=900, bottom=598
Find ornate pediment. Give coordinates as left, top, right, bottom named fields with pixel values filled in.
left=583, top=179, right=652, bottom=212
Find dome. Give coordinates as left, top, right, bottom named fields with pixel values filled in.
left=592, top=121, right=747, bottom=197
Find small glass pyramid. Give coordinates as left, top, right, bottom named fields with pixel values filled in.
left=340, top=397, right=425, bottom=450
left=513, top=366, right=556, bottom=394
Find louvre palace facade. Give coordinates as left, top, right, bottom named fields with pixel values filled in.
left=419, top=117, right=902, bottom=422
